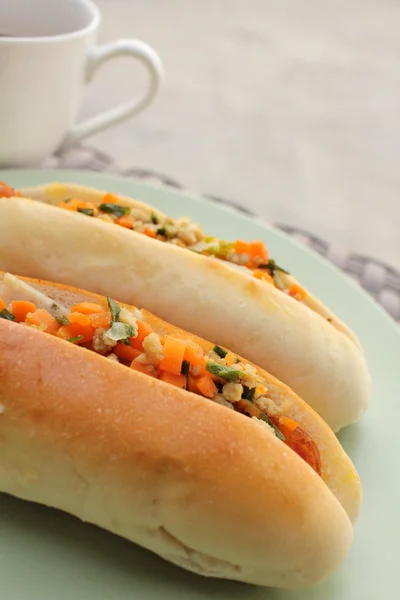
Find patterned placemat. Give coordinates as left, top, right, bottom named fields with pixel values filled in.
left=45, top=146, right=400, bottom=322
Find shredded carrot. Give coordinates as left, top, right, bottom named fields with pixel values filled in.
left=57, top=322, right=94, bottom=343
left=288, top=284, right=306, bottom=301
left=130, top=358, right=157, bottom=377
left=130, top=320, right=153, bottom=350
left=278, top=416, right=299, bottom=438
left=196, top=375, right=218, bottom=398
left=159, top=336, right=187, bottom=375
left=159, top=371, right=187, bottom=389
left=143, top=227, right=157, bottom=238
left=102, top=193, right=119, bottom=204
left=89, top=311, right=111, bottom=329
left=234, top=240, right=251, bottom=255
left=11, top=301, right=37, bottom=322
left=250, top=240, right=268, bottom=263
left=69, top=312, right=91, bottom=327
left=0, top=297, right=5, bottom=311
left=70, top=302, right=104, bottom=315
left=114, top=342, right=141, bottom=362
left=25, top=309, right=60, bottom=335
left=115, top=215, right=134, bottom=229
left=0, top=181, right=19, bottom=198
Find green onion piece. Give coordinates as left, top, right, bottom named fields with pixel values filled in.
left=63, top=197, right=71, bottom=203
left=105, top=322, right=136, bottom=342
left=258, top=411, right=286, bottom=441
left=98, top=203, right=131, bottom=218
left=258, top=259, right=290, bottom=275
left=77, top=207, right=94, bottom=216
left=67, top=335, right=84, bottom=344
left=55, top=315, right=70, bottom=326
left=0, top=308, right=15, bottom=321
left=181, top=360, right=190, bottom=377
left=151, top=212, right=159, bottom=224
left=213, top=345, right=228, bottom=358
left=206, top=362, right=244, bottom=382
left=107, top=297, right=121, bottom=322
left=242, top=385, right=255, bottom=401
left=124, top=338, right=132, bottom=346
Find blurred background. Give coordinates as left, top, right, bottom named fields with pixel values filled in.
left=79, top=0, right=400, bottom=270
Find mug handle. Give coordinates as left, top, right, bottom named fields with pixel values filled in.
left=59, top=39, right=163, bottom=152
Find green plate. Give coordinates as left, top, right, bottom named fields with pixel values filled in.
left=0, top=169, right=398, bottom=600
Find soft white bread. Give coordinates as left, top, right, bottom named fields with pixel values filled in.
left=0, top=275, right=359, bottom=587
left=0, top=184, right=371, bottom=431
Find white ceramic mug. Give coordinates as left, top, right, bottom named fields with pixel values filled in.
left=0, top=0, right=163, bottom=166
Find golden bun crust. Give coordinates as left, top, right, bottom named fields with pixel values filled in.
left=0, top=184, right=371, bottom=432
left=0, top=303, right=354, bottom=587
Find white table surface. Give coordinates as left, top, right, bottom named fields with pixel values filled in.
left=78, top=0, right=400, bottom=271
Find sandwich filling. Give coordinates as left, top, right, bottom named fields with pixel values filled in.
left=0, top=181, right=306, bottom=304
left=0, top=272, right=321, bottom=476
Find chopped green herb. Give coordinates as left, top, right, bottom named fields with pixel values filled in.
left=124, top=338, right=132, bottom=346
left=55, top=315, right=70, bottom=326
left=258, top=259, right=290, bottom=275
left=239, top=398, right=285, bottom=441
left=242, top=385, right=255, bottom=401
left=213, top=345, right=228, bottom=359
left=181, top=360, right=190, bottom=377
left=151, top=212, right=159, bottom=224
left=67, top=335, right=84, bottom=344
left=206, top=362, right=244, bottom=382
left=258, top=411, right=285, bottom=441
left=77, top=207, right=94, bottom=216
left=105, top=322, right=136, bottom=343
left=63, top=197, right=71, bottom=203
left=156, top=225, right=176, bottom=239
left=0, top=308, right=15, bottom=321
left=98, top=203, right=131, bottom=218
left=235, top=358, right=241, bottom=363
left=107, top=297, right=121, bottom=322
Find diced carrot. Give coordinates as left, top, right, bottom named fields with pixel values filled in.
left=114, top=342, right=141, bottom=362
left=69, top=312, right=91, bottom=327
left=25, top=309, right=60, bottom=335
left=159, top=336, right=187, bottom=376
left=11, top=301, right=37, bottom=322
left=115, top=215, right=134, bottom=229
left=102, top=193, right=119, bottom=204
left=57, top=322, right=94, bottom=343
left=183, top=341, right=206, bottom=374
left=89, top=311, right=111, bottom=329
left=130, top=358, right=157, bottom=377
left=234, top=240, right=251, bottom=255
left=252, top=269, right=273, bottom=283
left=130, top=320, right=153, bottom=350
left=57, top=198, right=98, bottom=215
left=196, top=375, right=218, bottom=398
left=70, top=302, right=104, bottom=315
left=0, top=297, right=5, bottom=311
left=0, top=181, right=18, bottom=198
left=159, top=371, right=187, bottom=389
left=143, top=227, right=157, bottom=238
left=187, top=375, right=199, bottom=393
left=288, top=284, right=306, bottom=301
left=250, top=240, right=268, bottom=262
left=278, top=416, right=299, bottom=438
